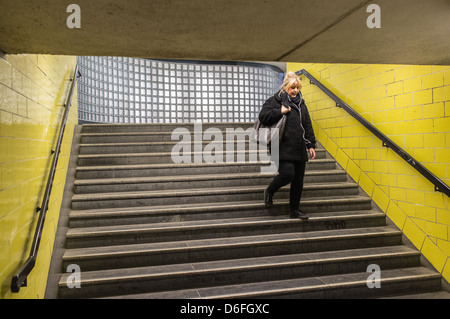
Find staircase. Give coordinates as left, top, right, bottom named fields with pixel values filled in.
left=47, top=122, right=450, bottom=299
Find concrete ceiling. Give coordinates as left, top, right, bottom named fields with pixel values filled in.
left=0, top=0, right=449, bottom=65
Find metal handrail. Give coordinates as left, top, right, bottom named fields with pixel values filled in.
left=296, top=69, right=450, bottom=197
left=11, top=64, right=80, bottom=293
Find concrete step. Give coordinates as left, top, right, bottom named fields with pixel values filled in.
left=70, top=183, right=360, bottom=210
left=57, top=246, right=421, bottom=298
left=80, top=122, right=254, bottom=134
left=75, top=158, right=334, bottom=179
left=78, top=140, right=297, bottom=155
left=62, top=226, right=402, bottom=269
left=64, top=211, right=387, bottom=249
left=109, top=267, right=441, bottom=299
left=76, top=149, right=329, bottom=166
left=68, top=196, right=374, bottom=228
left=47, top=122, right=448, bottom=299
left=73, top=170, right=347, bottom=194
left=80, top=131, right=255, bottom=144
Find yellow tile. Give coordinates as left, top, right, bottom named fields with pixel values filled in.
left=436, top=208, right=450, bottom=225
left=442, top=260, right=450, bottom=284
left=395, top=93, right=412, bottom=108
left=403, top=77, right=422, bottom=93
left=347, top=159, right=361, bottom=182
left=398, top=201, right=417, bottom=217
left=404, top=105, right=423, bottom=121
left=433, top=86, right=450, bottom=103
left=412, top=65, right=432, bottom=77
left=374, top=161, right=389, bottom=174
left=372, top=111, right=387, bottom=124
left=368, top=172, right=381, bottom=184
left=367, top=148, right=381, bottom=160
left=435, top=149, right=450, bottom=163
left=379, top=70, right=394, bottom=85
left=390, top=187, right=406, bottom=201
left=0, top=186, right=21, bottom=219
left=395, top=121, right=413, bottom=134
left=387, top=82, right=403, bottom=96
left=405, top=134, right=423, bottom=148
left=403, top=218, right=426, bottom=249
left=353, top=149, right=366, bottom=160
left=413, top=119, right=434, bottom=134
left=0, top=59, right=12, bottom=88
left=407, top=189, right=425, bottom=205
left=396, top=175, right=415, bottom=189
left=372, top=86, right=386, bottom=99
left=424, top=133, right=445, bottom=148
left=421, top=237, right=447, bottom=272
left=387, top=108, right=403, bottom=122
left=386, top=201, right=407, bottom=229
left=423, top=102, right=445, bottom=119
left=372, top=186, right=390, bottom=212
left=359, top=172, right=375, bottom=196
left=394, top=66, right=412, bottom=81
left=434, top=117, right=450, bottom=133
left=444, top=69, right=450, bottom=86
left=422, top=73, right=444, bottom=90
left=379, top=96, right=395, bottom=110
left=424, top=163, right=446, bottom=180
left=359, top=89, right=371, bottom=102
left=325, top=138, right=338, bottom=157
left=416, top=205, right=436, bottom=222
left=412, top=90, right=433, bottom=105
left=380, top=173, right=397, bottom=186
left=427, top=221, right=448, bottom=240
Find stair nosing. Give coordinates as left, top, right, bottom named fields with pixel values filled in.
left=71, top=182, right=358, bottom=202
left=197, top=268, right=442, bottom=299
left=69, top=196, right=373, bottom=218
left=58, top=246, right=420, bottom=286
left=63, top=226, right=402, bottom=260
left=73, top=169, right=345, bottom=186
left=65, top=211, right=386, bottom=238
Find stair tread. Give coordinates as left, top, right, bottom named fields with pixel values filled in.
left=71, top=182, right=357, bottom=201
left=63, top=226, right=401, bottom=259
left=59, top=245, right=418, bottom=285
left=75, top=158, right=333, bottom=171
left=69, top=196, right=372, bottom=216
left=100, top=267, right=440, bottom=299
left=77, top=148, right=327, bottom=159
left=51, top=123, right=446, bottom=299
left=66, top=210, right=385, bottom=237
left=73, top=169, right=345, bottom=185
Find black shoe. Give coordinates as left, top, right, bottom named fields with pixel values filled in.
left=264, top=188, right=273, bottom=207
left=290, top=209, right=309, bottom=220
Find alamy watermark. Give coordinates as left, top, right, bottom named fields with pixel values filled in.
left=170, top=122, right=279, bottom=174
left=366, top=4, right=381, bottom=29
left=367, top=264, right=381, bottom=288
left=66, top=4, right=380, bottom=30
left=66, top=4, right=81, bottom=29
left=66, top=264, right=81, bottom=289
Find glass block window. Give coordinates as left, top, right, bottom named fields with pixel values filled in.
left=77, top=56, right=283, bottom=124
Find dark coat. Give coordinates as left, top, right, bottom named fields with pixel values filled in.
left=259, top=91, right=316, bottom=162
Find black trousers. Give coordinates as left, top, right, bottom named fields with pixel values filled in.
left=267, top=160, right=306, bottom=211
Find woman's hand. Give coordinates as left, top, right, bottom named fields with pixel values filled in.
left=309, top=148, right=316, bottom=160
left=281, top=105, right=291, bottom=114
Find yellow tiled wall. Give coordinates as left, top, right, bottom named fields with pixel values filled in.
left=0, top=54, right=78, bottom=298
left=287, top=62, right=450, bottom=283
